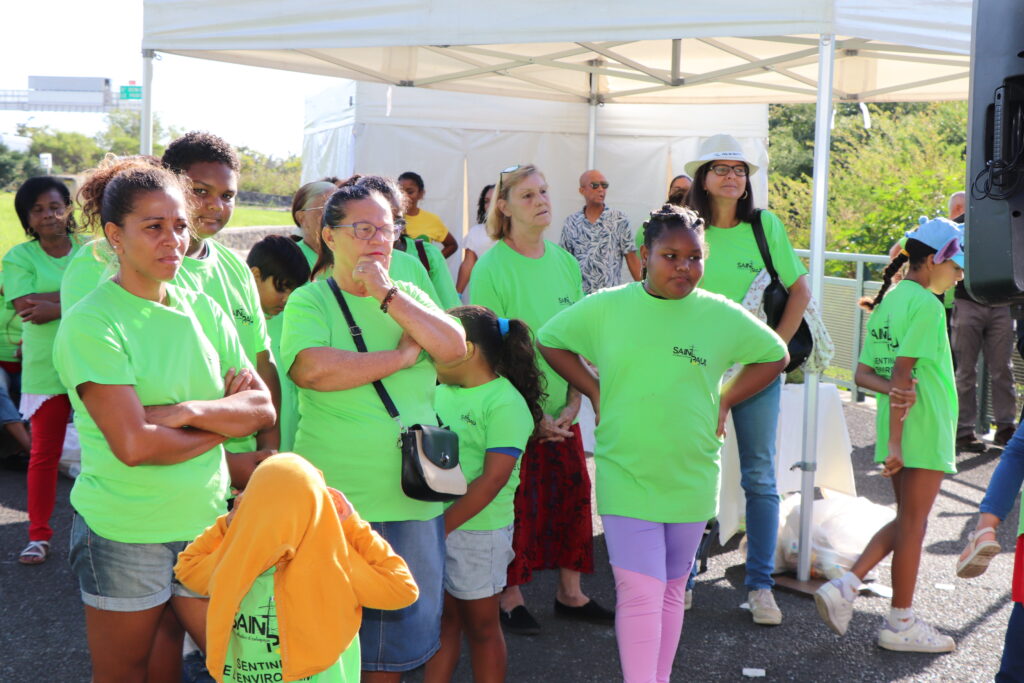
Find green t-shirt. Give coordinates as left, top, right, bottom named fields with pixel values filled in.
left=701, top=210, right=808, bottom=303
left=60, top=238, right=268, bottom=453
left=538, top=283, right=787, bottom=523
left=858, top=279, right=957, bottom=473
left=398, top=236, right=460, bottom=310
left=224, top=567, right=355, bottom=683
left=436, top=377, right=534, bottom=530
left=280, top=279, right=444, bottom=523
left=53, top=281, right=250, bottom=543
left=0, top=272, right=23, bottom=363
left=470, top=240, right=584, bottom=416
left=390, top=248, right=444, bottom=309
left=3, top=237, right=82, bottom=394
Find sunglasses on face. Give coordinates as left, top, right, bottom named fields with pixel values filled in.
left=709, top=164, right=749, bottom=177
left=588, top=182, right=610, bottom=190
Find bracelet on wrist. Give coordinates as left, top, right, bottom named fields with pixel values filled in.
left=380, top=286, right=400, bottom=313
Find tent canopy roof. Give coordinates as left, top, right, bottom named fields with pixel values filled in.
left=143, top=0, right=971, bottom=104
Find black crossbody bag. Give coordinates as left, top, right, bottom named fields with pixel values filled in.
left=326, top=278, right=466, bottom=502
left=751, top=211, right=813, bottom=373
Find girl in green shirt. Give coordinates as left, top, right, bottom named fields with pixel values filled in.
left=58, top=156, right=276, bottom=682
left=5, top=175, right=82, bottom=565
left=815, top=218, right=964, bottom=653
left=424, top=305, right=543, bottom=683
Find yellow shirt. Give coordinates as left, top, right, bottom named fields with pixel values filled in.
left=404, top=209, right=449, bottom=242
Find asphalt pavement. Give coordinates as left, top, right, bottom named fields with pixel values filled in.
left=0, top=396, right=1018, bottom=682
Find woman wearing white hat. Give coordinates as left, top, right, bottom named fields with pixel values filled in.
left=683, top=134, right=810, bottom=626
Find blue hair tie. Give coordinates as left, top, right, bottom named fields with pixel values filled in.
left=497, top=317, right=510, bottom=338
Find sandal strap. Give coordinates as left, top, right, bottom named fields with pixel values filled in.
left=969, top=527, right=997, bottom=542
left=20, top=540, right=50, bottom=556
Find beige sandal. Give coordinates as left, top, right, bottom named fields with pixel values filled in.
left=18, top=540, right=50, bottom=566
left=956, top=527, right=1000, bottom=578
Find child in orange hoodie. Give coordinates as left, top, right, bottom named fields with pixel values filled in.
left=175, top=453, right=419, bottom=682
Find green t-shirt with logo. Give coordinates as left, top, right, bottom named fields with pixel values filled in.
left=3, top=237, right=82, bottom=394
left=223, top=567, right=355, bottom=683
left=538, top=283, right=787, bottom=523
left=470, top=240, right=584, bottom=417
left=858, top=279, right=957, bottom=473
left=436, top=377, right=534, bottom=530
left=0, top=272, right=23, bottom=363
left=53, top=281, right=250, bottom=542
left=701, top=210, right=807, bottom=303
left=60, top=238, right=268, bottom=453
left=280, top=279, right=443, bottom=523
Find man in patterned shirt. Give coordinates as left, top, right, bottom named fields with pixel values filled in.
left=559, top=170, right=641, bottom=294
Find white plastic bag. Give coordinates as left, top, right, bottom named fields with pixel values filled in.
left=775, top=492, right=895, bottom=579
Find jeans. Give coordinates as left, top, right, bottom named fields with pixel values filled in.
left=997, top=602, right=1024, bottom=682
left=733, top=377, right=782, bottom=590
left=0, top=365, right=22, bottom=425
left=980, top=425, right=1024, bottom=522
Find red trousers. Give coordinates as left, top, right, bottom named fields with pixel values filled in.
left=27, top=394, right=71, bottom=542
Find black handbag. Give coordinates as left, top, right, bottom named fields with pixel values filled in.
left=750, top=211, right=813, bottom=373
left=326, top=278, right=466, bottom=502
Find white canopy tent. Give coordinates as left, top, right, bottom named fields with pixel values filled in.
left=142, top=0, right=973, bottom=581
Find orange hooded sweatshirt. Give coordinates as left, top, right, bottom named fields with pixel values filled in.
left=174, top=453, right=419, bottom=682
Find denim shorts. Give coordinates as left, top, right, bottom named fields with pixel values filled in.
left=361, top=515, right=445, bottom=672
left=68, top=514, right=205, bottom=612
left=444, top=525, right=514, bottom=600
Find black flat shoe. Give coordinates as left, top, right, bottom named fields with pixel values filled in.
left=500, top=605, right=541, bottom=636
left=553, top=598, right=615, bottom=625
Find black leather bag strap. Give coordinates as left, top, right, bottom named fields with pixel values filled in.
left=750, top=210, right=782, bottom=284
left=326, top=277, right=401, bottom=421
left=414, top=239, right=431, bottom=273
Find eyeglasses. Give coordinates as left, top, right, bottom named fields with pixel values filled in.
left=330, top=221, right=401, bottom=240
left=588, top=182, right=610, bottom=190
left=709, top=164, right=748, bottom=177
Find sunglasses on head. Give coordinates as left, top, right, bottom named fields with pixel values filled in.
left=588, top=181, right=609, bottom=189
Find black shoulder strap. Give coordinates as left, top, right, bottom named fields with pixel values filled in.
left=750, top=210, right=780, bottom=282
left=326, top=277, right=401, bottom=420
left=414, top=238, right=431, bottom=273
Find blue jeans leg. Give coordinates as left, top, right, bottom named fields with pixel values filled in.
left=997, top=602, right=1024, bottom=682
left=732, top=376, right=782, bottom=591
left=980, top=425, right=1024, bottom=522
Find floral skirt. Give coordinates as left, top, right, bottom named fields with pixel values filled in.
left=507, top=424, right=594, bottom=586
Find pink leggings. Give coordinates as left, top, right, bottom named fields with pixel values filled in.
left=27, top=395, right=71, bottom=542
left=603, top=515, right=705, bottom=683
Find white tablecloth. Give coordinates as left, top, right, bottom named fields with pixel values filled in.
left=717, top=382, right=855, bottom=544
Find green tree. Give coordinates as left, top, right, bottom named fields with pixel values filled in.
left=237, top=146, right=302, bottom=197
left=769, top=101, right=968, bottom=277
left=94, top=110, right=175, bottom=158
left=0, top=143, right=44, bottom=189
left=17, top=125, right=103, bottom=175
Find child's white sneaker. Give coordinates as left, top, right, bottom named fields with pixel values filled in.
left=877, top=618, right=955, bottom=653
left=814, top=580, right=854, bottom=636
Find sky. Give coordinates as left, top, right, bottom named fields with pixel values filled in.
left=0, top=0, right=339, bottom=158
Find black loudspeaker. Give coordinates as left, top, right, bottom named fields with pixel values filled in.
left=965, top=0, right=1024, bottom=304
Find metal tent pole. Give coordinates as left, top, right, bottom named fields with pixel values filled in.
left=140, top=49, right=155, bottom=155
left=796, top=33, right=835, bottom=582
left=586, top=67, right=598, bottom=169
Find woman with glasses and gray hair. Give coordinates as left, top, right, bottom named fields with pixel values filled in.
left=281, top=183, right=466, bottom=681
left=470, top=164, right=614, bottom=636
left=684, top=134, right=810, bottom=626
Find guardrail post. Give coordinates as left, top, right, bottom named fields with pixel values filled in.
left=851, top=260, right=865, bottom=402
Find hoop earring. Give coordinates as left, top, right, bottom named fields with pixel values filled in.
left=741, top=190, right=749, bottom=200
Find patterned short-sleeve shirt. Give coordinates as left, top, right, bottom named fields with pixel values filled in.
left=559, top=206, right=634, bottom=294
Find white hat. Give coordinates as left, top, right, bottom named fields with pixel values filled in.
left=684, top=134, right=760, bottom=179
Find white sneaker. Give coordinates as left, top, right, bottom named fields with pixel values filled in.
left=685, top=589, right=693, bottom=611
left=814, top=580, right=854, bottom=636
left=877, top=618, right=955, bottom=653
left=748, top=589, right=782, bottom=625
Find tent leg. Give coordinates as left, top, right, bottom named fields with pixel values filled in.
left=587, top=100, right=597, bottom=168
left=796, top=34, right=835, bottom=583
left=140, top=49, right=155, bottom=155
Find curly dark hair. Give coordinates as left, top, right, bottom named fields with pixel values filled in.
left=642, top=203, right=705, bottom=251
left=161, top=131, right=240, bottom=174
left=14, top=176, right=78, bottom=238
left=447, top=305, right=547, bottom=433
left=78, top=155, right=191, bottom=233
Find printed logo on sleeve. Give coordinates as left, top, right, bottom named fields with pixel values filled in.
left=234, top=307, right=255, bottom=326
left=672, top=345, right=707, bottom=366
